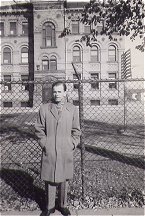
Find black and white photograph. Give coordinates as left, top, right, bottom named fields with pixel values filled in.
left=0, top=0, right=144, bottom=215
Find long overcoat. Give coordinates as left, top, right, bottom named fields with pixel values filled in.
left=35, top=102, right=81, bottom=183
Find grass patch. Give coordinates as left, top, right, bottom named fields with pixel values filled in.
left=0, top=113, right=145, bottom=211
left=1, top=159, right=144, bottom=212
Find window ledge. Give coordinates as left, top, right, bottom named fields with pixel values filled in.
left=83, top=32, right=91, bottom=35
left=71, top=33, right=80, bottom=35
left=19, top=90, right=28, bottom=92
left=20, top=34, right=28, bottom=36
left=72, top=61, right=82, bottom=64
left=48, top=70, right=58, bottom=72
left=2, top=90, right=12, bottom=93
left=40, top=46, right=57, bottom=49
left=90, top=88, right=100, bottom=91
left=2, top=64, right=13, bottom=66
left=107, top=61, right=118, bottom=63
left=42, top=70, right=58, bottom=72
left=89, top=61, right=100, bottom=64
left=8, top=35, right=17, bottom=37
left=19, top=63, right=29, bottom=65
left=108, top=88, right=118, bottom=90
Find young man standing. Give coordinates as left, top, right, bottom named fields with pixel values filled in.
left=35, top=81, right=81, bottom=216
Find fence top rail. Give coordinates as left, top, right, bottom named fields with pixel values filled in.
left=0, top=78, right=145, bottom=84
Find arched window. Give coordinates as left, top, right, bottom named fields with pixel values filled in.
left=91, top=45, right=99, bottom=62
left=42, top=56, right=49, bottom=71
left=21, top=47, right=28, bottom=63
left=73, top=46, right=81, bottom=63
left=108, top=45, right=117, bottom=62
left=50, top=55, right=57, bottom=71
left=42, top=22, right=56, bottom=47
left=3, top=47, right=11, bottom=64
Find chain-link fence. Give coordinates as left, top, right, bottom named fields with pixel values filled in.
left=0, top=79, right=144, bottom=209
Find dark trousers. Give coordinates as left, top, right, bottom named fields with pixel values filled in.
left=45, top=181, right=68, bottom=209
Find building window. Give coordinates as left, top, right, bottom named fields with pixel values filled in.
left=73, top=46, right=81, bottom=63
left=108, top=99, right=118, bottom=105
left=108, top=45, right=117, bottom=62
left=3, top=75, right=11, bottom=91
left=90, top=73, right=99, bottom=89
left=21, top=101, right=29, bottom=107
left=10, top=22, right=17, bottom=35
left=73, top=100, right=79, bottom=106
left=72, top=20, right=79, bottom=34
left=0, top=22, right=4, bottom=36
left=3, top=102, right=12, bottom=107
left=3, top=47, right=11, bottom=64
left=97, top=26, right=102, bottom=34
left=21, top=47, right=28, bottom=64
left=21, top=75, right=29, bottom=91
left=90, top=45, right=99, bottom=62
left=22, top=21, right=28, bottom=35
left=42, top=22, right=56, bottom=47
left=50, top=56, right=57, bottom=71
left=90, top=100, right=100, bottom=106
left=84, top=25, right=91, bottom=34
left=73, top=74, right=81, bottom=90
left=42, top=56, right=49, bottom=71
left=108, top=73, right=117, bottom=89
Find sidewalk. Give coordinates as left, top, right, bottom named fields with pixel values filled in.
left=1, top=207, right=144, bottom=216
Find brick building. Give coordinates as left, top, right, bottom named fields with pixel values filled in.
left=0, top=0, right=125, bottom=108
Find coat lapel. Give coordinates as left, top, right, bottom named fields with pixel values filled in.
left=58, top=103, right=71, bottom=121
left=50, top=103, right=59, bottom=120
left=64, top=103, right=71, bottom=113
left=50, top=102, right=71, bottom=121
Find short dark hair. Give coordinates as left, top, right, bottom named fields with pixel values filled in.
left=52, top=81, right=67, bottom=92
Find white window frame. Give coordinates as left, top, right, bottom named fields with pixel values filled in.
left=90, top=99, right=100, bottom=106
left=21, top=75, right=29, bottom=91
left=42, top=22, right=56, bottom=47
left=0, top=22, right=4, bottom=36
left=90, top=73, right=99, bottom=89
left=108, top=72, right=117, bottom=89
left=21, top=47, right=28, bottom=64
left=22, top=21, right=28, bottom=35
left=73, top=73, right=81, bottom=90
left=10, top=21, right=17, bottom=35
left=3, top=75, right=11, bottom=91
left=108, top=45, right=117, bottom=62
left=108, top=99, right=118, bottom=105
left=50, top=56, right=57, bottom=71
left=84, top=24, right=91, bottom=34
left=3, top=47, right=12, bottom=64
left=73, top=46, right=81, bottom=63
left=72, top=20, right=79, bottom=34
left=90, top=45, right=99, bottom=62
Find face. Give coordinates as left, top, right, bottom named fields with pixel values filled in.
left=52, top=84, right=66, bottom=103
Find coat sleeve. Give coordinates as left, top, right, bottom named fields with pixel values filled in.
left=71, top=106, right=81, bottom=149
left=35, top=105, right=46, bottom=149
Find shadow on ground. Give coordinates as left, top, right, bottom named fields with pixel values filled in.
left=0, top=169, right=46, bottom=211
left=0, top=169, right=63, bottom=211
left=84, top=144, right=145, bottom=169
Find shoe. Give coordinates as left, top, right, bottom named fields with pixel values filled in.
left=58, top=207, right=71, bottom=216
left=40, top=207, right=55, bottom=216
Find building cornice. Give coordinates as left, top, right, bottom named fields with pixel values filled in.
left=0, top=3, right=33, bottom=16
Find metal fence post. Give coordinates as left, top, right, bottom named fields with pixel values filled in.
left=78, top=80, right=85, bottom=201
left=123, top=80, right=127, bottom=131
